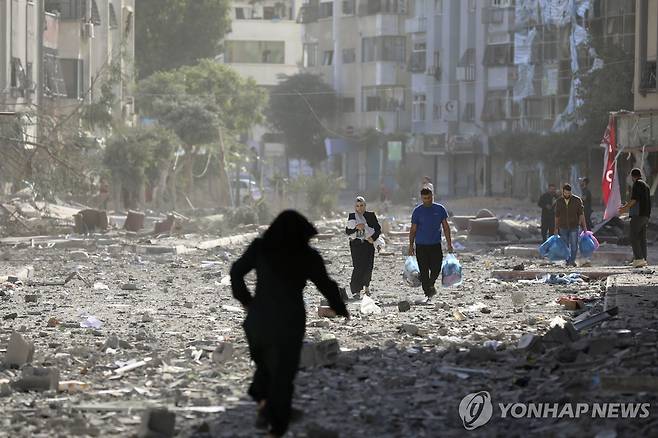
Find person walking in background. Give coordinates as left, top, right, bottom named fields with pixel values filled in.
left=538, top=183, right=558, bottom=242
left=555, top=184, right=587, bottom=267
left=580, top=177, right=593, bottom=230
left=346, top=196, right=381, bottom=299
left=619, top=168, right=652, bottom=267
left=408, top=186, right=453, bottom=303
left=230, top=210, right=349, bottom=438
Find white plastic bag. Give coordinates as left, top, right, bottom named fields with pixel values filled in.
left=403, top=256, right=421, bottom=288
left=360, top=294, right=382, bottom=315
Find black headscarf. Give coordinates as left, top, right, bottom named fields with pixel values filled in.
left=261, top=210, right=317, bottom=254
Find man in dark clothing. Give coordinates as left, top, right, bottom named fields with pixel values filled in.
left=555, top=184, right=587, bottom=267
left=408, top=187, right=453, bottom=303
left=580, top=177, right=593, bottom=230
left=538, top=183, right=557, bottom=242
left=231, top=210, right=349, bottom=437
left=619, top=168, right=652, bottom=267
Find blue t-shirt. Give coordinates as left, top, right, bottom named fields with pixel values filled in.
left=411, top=203, right=448, bottom=245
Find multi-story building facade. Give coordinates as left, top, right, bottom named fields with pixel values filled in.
left=300, top=0, right=410, bottom=193
left=219, top=0, right=304, bottom=182
left=0, top=0, right=42, bottom=167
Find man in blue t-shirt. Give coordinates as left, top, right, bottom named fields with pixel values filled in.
left=408, top=186, right=453, bottom=302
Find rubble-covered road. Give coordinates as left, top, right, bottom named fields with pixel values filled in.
left=0, top=214, right=657, bottom=437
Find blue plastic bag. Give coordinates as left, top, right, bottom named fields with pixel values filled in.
left=579, top=231, right=600, bottom=258
left=539, top=235, right=570, bottom=261
left=441, top=253, right=463, bottom=287
left=403, top=256, right=421, bottom=288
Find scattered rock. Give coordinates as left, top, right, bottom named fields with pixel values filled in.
left=397, top=300, right=411, bottom=312
left=5, top=331, right=35, bottom=368
left=139, top=408, right=175, bottom=438
left=14, top=366, right=59, bottom=392
left=211, top=342, right=234, bottom=365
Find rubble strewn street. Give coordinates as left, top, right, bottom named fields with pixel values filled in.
left=0, top=200, right=656, bottom=437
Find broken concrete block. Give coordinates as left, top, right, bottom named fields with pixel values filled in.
left=15, top=366, right=59, bottom=392
left=5, top=331, right=35, bottom=368
left=468, top=217, right=499, bottom=236
left=24, top=294, right=38, bottom=303
left=397, top=300, right=411, bottom=312
left=399, top=324, right=419, bottom=336
left=452, top=216, right=475, bottom=231
left=318, top=306, right=337, bottom=318
left=517, top=334, right=544, bottom=353
left=138, top=408, right=176, bottom=438
left=154, top=215, right=176, bottom=235
left=211, top=342, right=234, bottom=365
left=475, top=209, right=495, bottom=219
left=74, top=209, right=108, bottom=234
left=0, top=382, right=12, bottom=397
left=69, top=250, right=90, bottom=261
left=543, top=321, right=579, bottom=346
left=300, top=339, right=340, bottom=369
left=124, top=211, right=146, bottom=232
left=121, top=283, right=139, bottom=291
left=586, top=337, right=617, bottom=356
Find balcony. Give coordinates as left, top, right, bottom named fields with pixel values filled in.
left=405, top=16, right=427, bottom=33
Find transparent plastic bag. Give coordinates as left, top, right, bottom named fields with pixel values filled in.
left=441, top=253, right=463, bottom=287
left=403, top=256, right=421, bottom=288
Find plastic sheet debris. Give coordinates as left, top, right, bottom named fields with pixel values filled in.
left=543, top=273, right=586, bottom=285
left=360, top=294, right=382, bottom=315
left=579, top=231, right=600, bottom=258
left=441, top=254, right=463, bottom=287
left=80, top=316, right=103, bottom=329
left=403, top=256, right=421, bottom=288
left=539, top=235, right=570, bottom=261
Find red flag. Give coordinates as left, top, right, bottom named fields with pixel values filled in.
left=601, top=115, right=621, bottom=220
left=601, top=115, right=616, bottom=204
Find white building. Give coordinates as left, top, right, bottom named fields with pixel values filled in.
left=219, top=0, right=304, bottom=182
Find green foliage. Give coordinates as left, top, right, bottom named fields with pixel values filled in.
left=81, top=83, right=117, bottom=130
left=104, top=126, right=179, bottom=187
left=490, top=131, right=588, bottom=167
left=135, top=0, right=231, bottom=79
left=268, top=73, right=337, bottom=166
left=576, top=45, right=635, bottom=146
left=291, top=173, right=345, bottom=216
left=137, top=60, right=266, bottom=142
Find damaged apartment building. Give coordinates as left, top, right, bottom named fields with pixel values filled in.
left=0, top=0, right=135, bottom=192
left=299, top=0, right=636, bottom=198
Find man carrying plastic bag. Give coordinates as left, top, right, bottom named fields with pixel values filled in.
left=554, top=184, right=587, bottom=267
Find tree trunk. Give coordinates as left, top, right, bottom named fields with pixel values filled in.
left=111, top=175, right=122, bottom=213
left=153, top=160, right=172, bottom=210
left=184, top=145, right=195, bottom=205
left=216, top=127, right=232, bottom=207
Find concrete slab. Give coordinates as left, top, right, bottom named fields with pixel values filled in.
left=604, top=272, right=658, bottom=325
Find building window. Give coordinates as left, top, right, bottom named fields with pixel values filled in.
left=362, top=86, right=405, bottom=112
left=323, top=50, right=334, bottom=65
left=303, top=43, right=319, bottom=67
left=235, top=7, right=246, bottom=19
left=342, top=48, right=356, bottom=64
left=263, top=6, right=275, bottom=19
left=362, top=36, right=406, bottom=62
left=409, top=42, right=426, bottom=72
left=43, top=50, right=67, bottom=97
left=365, top=0, right=406, bottom=15
left=483, top=44, right=513, bottom=66
left=412, top=94, right=426, bottom=121
left=434, top=0, right=442, bottom=14
left=341, top=97, right=356, bottom=112
left=482, top=89, right=511, bottom=121
left=60, top=58, right=84, bottom=99
left=468, top=0, right=476, bottom=12
left=319, top=1, right=333, bottom=18
left=109, top=3, right=118, bottom=28
left=640, top=60, right=657, bottom=91
left=90, top=0, right=101, bottom=24
left=342, top=0, right=355, bottom=15
left=463, top=102, right=475, bottom=121
left=225, top=41, right=285, bottom=64
left=45, top=0, right=86, bottom=19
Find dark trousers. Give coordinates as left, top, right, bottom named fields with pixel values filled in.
left=540, top=218, right=555, bottom=242
left=630, top=216, right=649, bottom=261
left=585, top=210, right=593, bottom=230
left=350, top=239, right=375, bottom=295
left=246, top=326, right=303, bottom=436
left=416, top=243, right=443, bottom=296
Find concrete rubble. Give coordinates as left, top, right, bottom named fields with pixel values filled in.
left=0, top=201, right=655, bottom=436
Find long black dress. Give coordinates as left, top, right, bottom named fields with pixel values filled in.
left=230, top=210, right=349, bottom=436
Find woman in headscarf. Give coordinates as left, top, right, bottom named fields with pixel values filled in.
left=345, top=196, right=381, bottom=299
left=230, top=210, right=349, bottom=437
